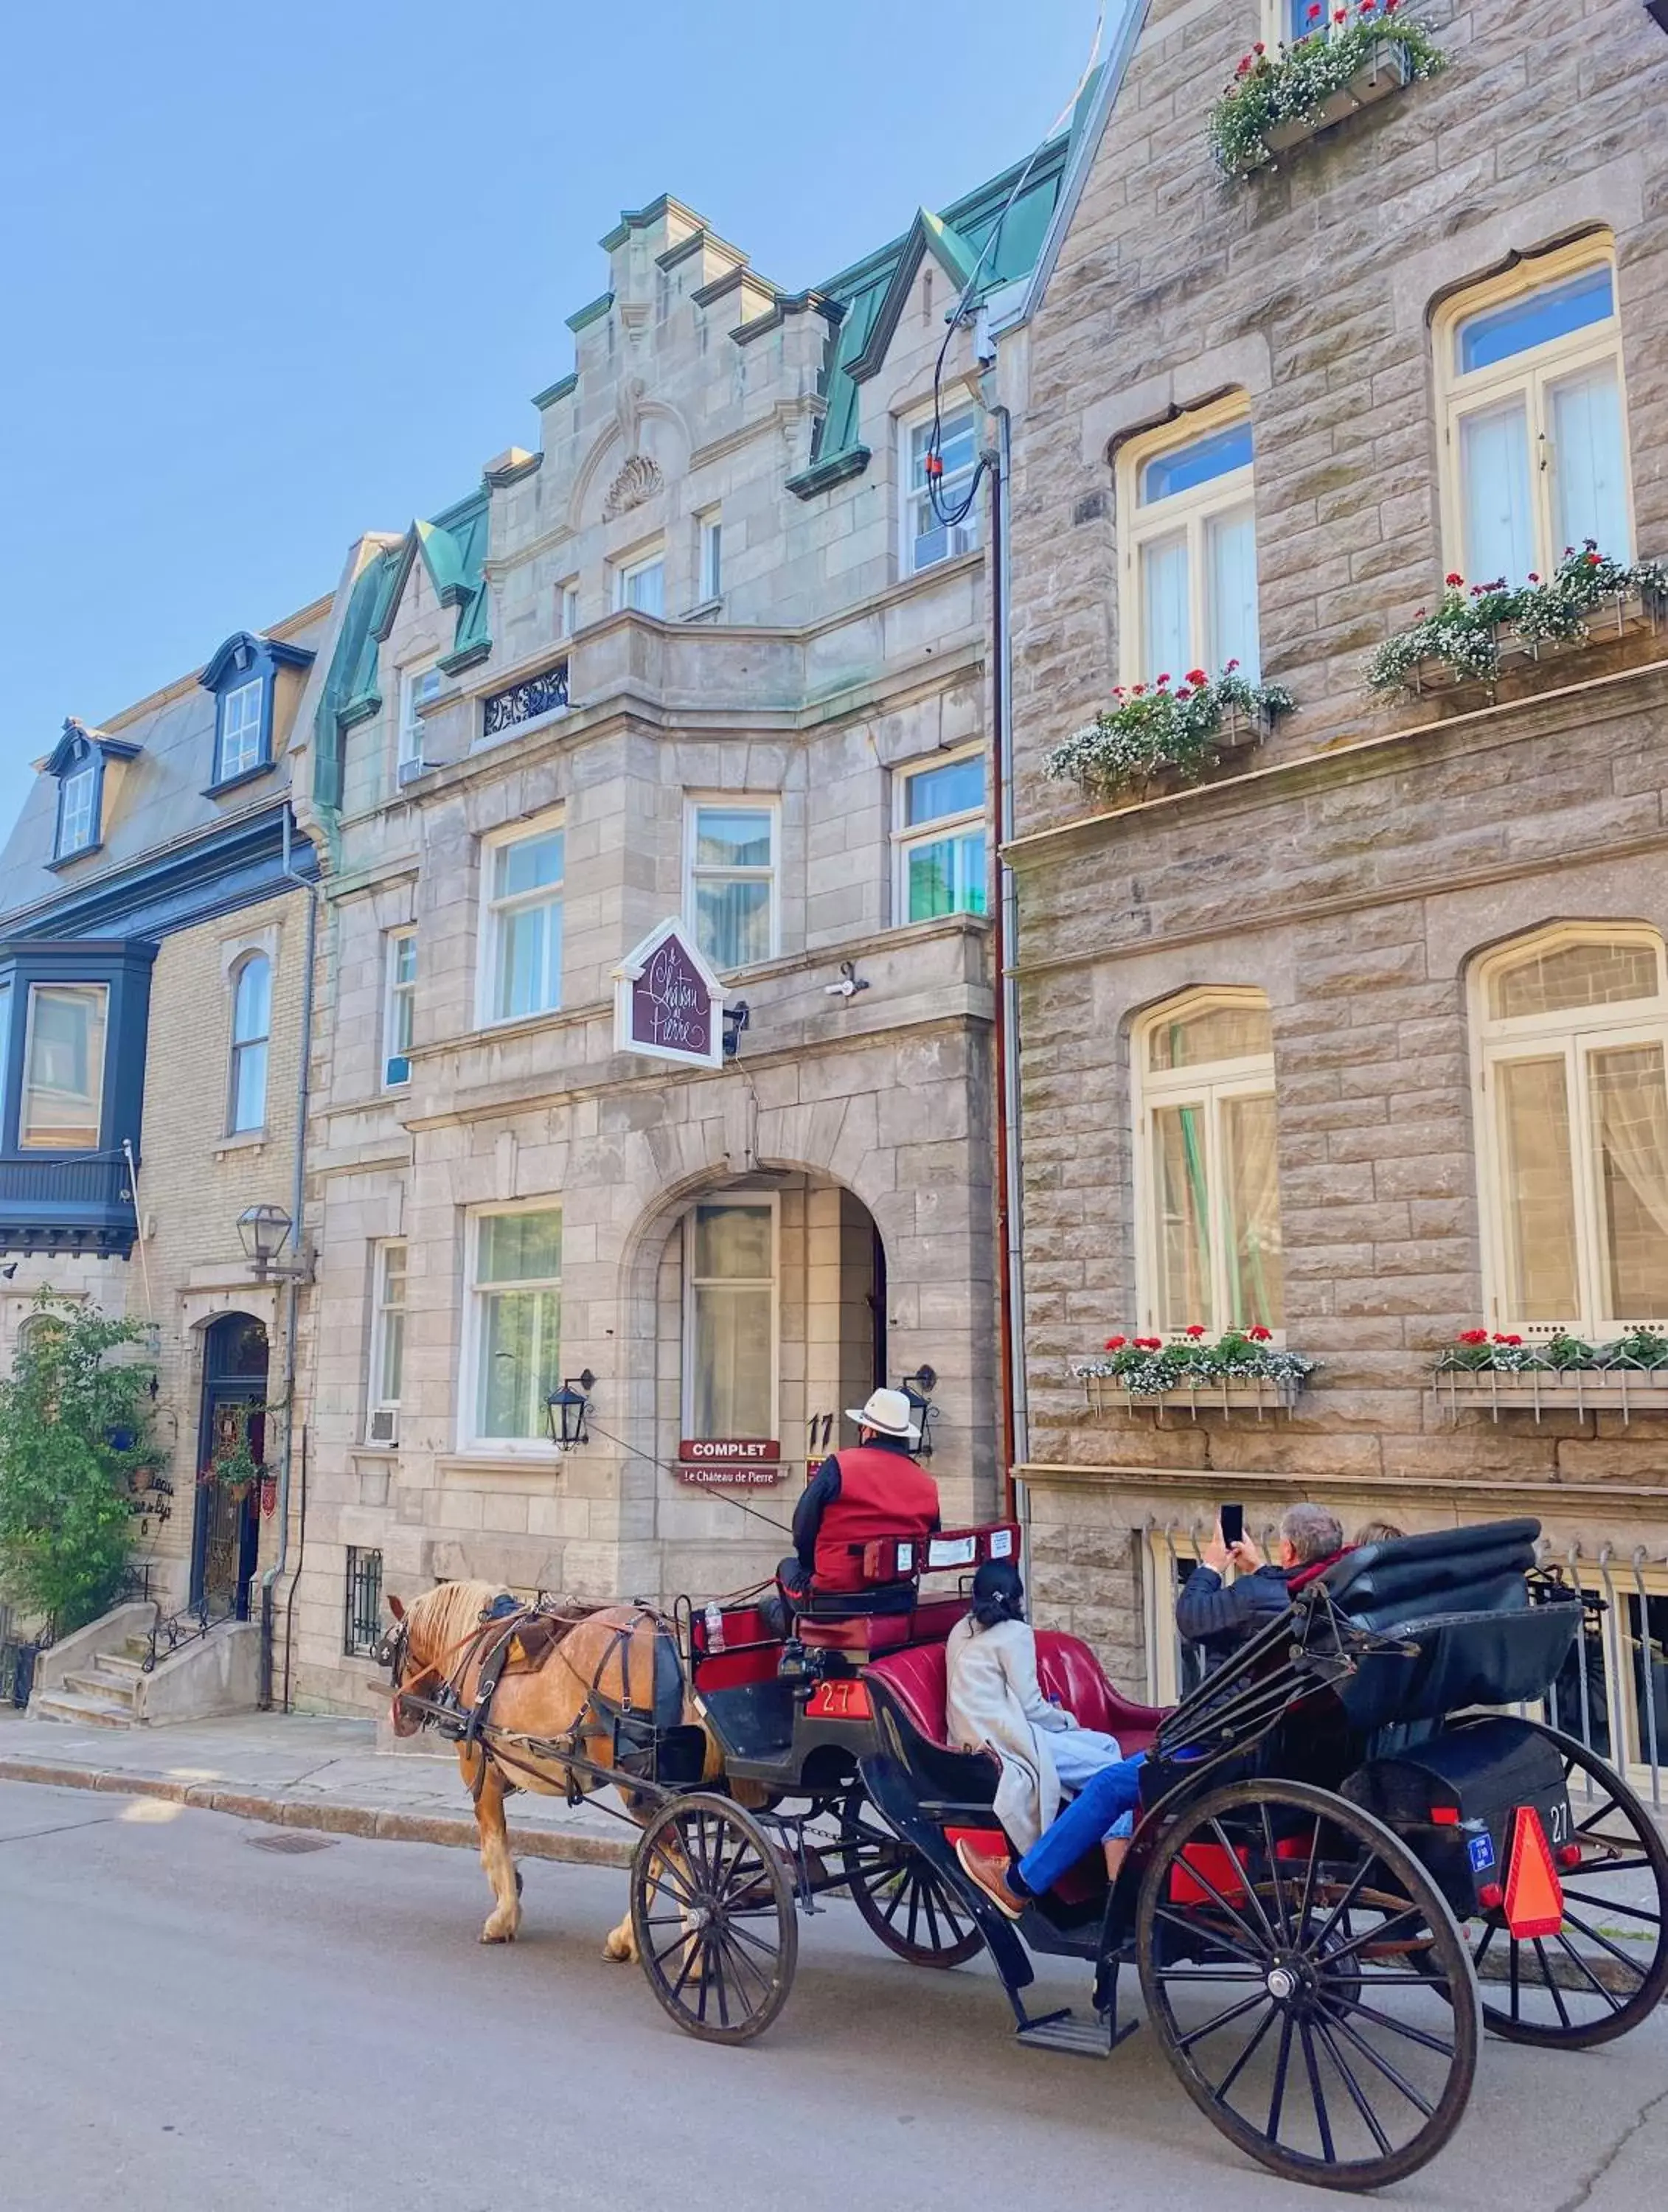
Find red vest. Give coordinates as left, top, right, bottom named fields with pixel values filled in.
left=812, top=1447, right=942, bottom=1593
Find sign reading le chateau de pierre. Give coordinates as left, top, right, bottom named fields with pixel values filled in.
left=612, top=919, right=726, bottom=1069
left=678, top=1439, right=784, bottom=1487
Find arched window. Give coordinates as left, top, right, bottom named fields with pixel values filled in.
left=1473, top=925, right=1668, bottom=1332
left=1118, top=397, right=1259, bottom=686
left=227, top=955, right=271, bottom=1134
left=1133, top=989, right=1283, bottom=1335
left=1435, top=239, right=1630, bottom=588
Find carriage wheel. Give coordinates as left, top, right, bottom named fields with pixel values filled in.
left=839, top=1790, right=984, bottom=1969
left=1136, top=1778, right=1478, bottom=2193
left=630, top=1793, right=797, bottom=2045
left=1464, top=1725, right=1668, bottom=2050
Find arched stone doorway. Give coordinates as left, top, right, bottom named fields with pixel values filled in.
left=190, top=1312, right=270, bottom=1618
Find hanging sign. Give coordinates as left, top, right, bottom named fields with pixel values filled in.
left=613, top=919, right=726, bottom=1069
left=677, top=1439, right=783, bottom=1486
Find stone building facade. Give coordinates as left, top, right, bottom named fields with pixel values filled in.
left=1002, top=0, right=1668, bottom=1773
left=282, top=142, right=1086, bottom=1711
left=0, top=611, right=322, bottom=1665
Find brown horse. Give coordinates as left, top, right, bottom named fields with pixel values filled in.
left=385, top=1580, right=727, bottom=1957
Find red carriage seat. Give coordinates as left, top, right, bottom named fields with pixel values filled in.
left=866, top=1632, right=1169, bottom=1761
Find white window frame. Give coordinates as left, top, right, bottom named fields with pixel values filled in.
left=226, top=953, right=271, bottom=1135
left=1436, top=238, right=1632, bottom=585
left=366, top=1239, right=406, bottom=1442
left=18, top=981, right=108, bottom=1152
left=1131, top=987, right=1284, bottom=1340
left=459, top=1201, right=563, bottom=1456
left=383, top=927, right=417, bottom=1089
left=476, top=809, right=565, bottom=1029
left=1261, top=0, right=1333, bottom=46
left=697, top=509, right=723, bottom=603
left=899, top=400, right=981, bottom=577
left=216, top=676, right=267, bottom=784
left=1117, top=395, right=1258, bottom=688
left=684, top=796, right=780, bottom=973
left=681, top=1193, right=780, bottom=1443
left=397, top=662, right=441, bottom=779
left=558, top=580, right=580, bottom=639
left=892, top=745, right=988, bottom=925
left=1471, top=923, right=1668, bottom=1337
left=55, top=760, right=99, bottom=857
left=612, top=545, right=667, bottom=617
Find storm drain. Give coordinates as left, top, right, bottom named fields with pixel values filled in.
left=243, top=1830, right=339, bottom=1854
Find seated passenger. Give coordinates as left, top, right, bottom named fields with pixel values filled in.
left=1177, top=1502, right=1347, bottom=1669
left=775, top=1388, right=940, bottom=1615
left=946, top=1561, right=1130, bottom=1855
left=955, top=1749, right=1147, bottom=1919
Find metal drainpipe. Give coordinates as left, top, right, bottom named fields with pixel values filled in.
left=259, top=810, right=319, bottom=1709
left=990, top=403, right=1029, bottom=1519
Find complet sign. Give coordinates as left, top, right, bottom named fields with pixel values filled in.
left=678, top=1438, right=782, bottom=1487
left=613, top=919, right=726, bottom=1068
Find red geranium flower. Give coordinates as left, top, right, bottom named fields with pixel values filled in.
left=1105, top=1335, right=1127, bottom=1351
left=1253, top=39, right=1265, bottom=52
left=1457, top=1329, right=1490, bottom=1346
left=1157, top=672, right=1171, bottom=686
left=1332, top=8, right=1346, bottom=19
left=1445, top=571, right=1464, bottom=587
left=1186, top=667, right=1207, bottom=686
left=1185, top=1324, right=1207, bottom=1340
left=1226, top=657, right=1240, bottom=672
left=1248, top=1325, right=1273, bottom=1342
left=1307, top=2, right=1321, bottom=14
left=1527, top=572, right=1540, bottom=584
left=1132, top=684, right=1146, bottom=697
left=1587, top=549, right=1602, bottom=566
left=1136, top=1336, right=1164, bottom=1352
left=1492, top=1333, right=1524, bottom=1346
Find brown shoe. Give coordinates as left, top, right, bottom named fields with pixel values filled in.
left=955, top=1837, right=1024, bottom=1919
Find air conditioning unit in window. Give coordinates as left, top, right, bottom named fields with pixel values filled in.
left=397, top=757, right=425, bottom=787
left=368, top=1408, right=398, bottom=1446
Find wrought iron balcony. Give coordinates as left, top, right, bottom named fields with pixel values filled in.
left=0, top=1150, right=138, bottom=1258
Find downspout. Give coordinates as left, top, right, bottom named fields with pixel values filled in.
left=259, top=808, right=319, bottom=1709
left=990, top=403, right=1029, bottom=1520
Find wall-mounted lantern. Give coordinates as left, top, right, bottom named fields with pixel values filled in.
left=899, top=1365, right=938, bottom=1459
left=546, top=1370, right=596, bottom=1450
left=235, top=1204, right=313, bottom=1283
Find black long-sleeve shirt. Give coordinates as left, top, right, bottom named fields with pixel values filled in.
left=1175, top=1562, right=1293, bottom=1664
left=791, top=1435, right=927, bottom=1573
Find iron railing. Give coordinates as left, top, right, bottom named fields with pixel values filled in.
left=344, top=1546, right=384, bottom=1658
left=143, top=1591, right=237, bottom=1673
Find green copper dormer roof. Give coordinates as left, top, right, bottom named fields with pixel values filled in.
left=791, top=95, right=1093, bottom=498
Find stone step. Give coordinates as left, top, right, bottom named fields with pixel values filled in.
left=29, top=1689, right=136, bottom=1728
left=96, top=1653, right=146, bottom=1679
left=122, top=1635, right=156, bottom=1662
left=63, top=1667, right=139, bottom=1707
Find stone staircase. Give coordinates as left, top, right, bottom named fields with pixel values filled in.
left=30, top=1630, right=153, bottom=1728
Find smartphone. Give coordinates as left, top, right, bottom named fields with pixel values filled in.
left=1219, top=1502, right=1245, bottom=1549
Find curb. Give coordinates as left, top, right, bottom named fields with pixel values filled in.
left=0, top=1756, right=634, bottom=1869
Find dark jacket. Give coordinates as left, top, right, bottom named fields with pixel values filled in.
left=1175, top=1562, right=1293, bottom=1666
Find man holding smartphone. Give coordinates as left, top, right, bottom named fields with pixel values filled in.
left=1176, top=1501, right=1346, bottom=1668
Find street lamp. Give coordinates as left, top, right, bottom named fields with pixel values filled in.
left=235, top=1203, right=312, bottom=1283
left=546, top=1371, right=596, bottom=1450
left=899, top=1365, right=938, bottom=1459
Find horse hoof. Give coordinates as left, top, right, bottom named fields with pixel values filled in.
left=480, top=1921, right=518, bottom=1945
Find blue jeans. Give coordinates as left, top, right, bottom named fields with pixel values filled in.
left=1015, top=1755, right=1147, bottom=1895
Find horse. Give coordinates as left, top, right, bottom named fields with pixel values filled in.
left=383, top=1580, right=728, bottom=1958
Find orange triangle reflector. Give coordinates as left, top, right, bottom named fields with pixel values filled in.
left=1504, top=1805, right=1564, bottom=1939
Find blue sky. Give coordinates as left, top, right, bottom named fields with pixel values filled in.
left=0, top=1, right=1101, bottom=825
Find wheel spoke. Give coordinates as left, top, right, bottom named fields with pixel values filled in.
left=1554, top=1931, right=1624, bottom=2011
left=1260, top=1804, right=1290, bottom=1943
left=724, top=1917, right=782, bottom=1961
left=1324, top=2010, right=1437, bottom=2118
left=1210, top=1818, right=1279, bottom=1948
left=1324, top=1996, right=1455, bottom=2058
left=1313, top=2017, right=1394, bottom=2158
left=1560, top=1907, right=1653, bottom=1980
left=1151, top=1902, right=1269, bottom=1969
left=1168, top=1846, right=1272, bottom=1958
left=1210, top=1998, right=1277, bottom=2104
left=1264, top=2009, right=1295, bottom=2142
left=1532, top=1938, right=1574, bottom=2028
left=1561, top=1885, right=1658, bottom=1922
left=1173, top=1989, right=1271, bottom=2053
left=1308, top=1854, right=1380, bottom=1957
left=1317, top=1901, right=1428, bottom=1970
left=1299, top=2020, right=1337, bottom=2164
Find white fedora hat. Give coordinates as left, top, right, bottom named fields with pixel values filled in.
left=846, top=1386, right=920, bottom=1442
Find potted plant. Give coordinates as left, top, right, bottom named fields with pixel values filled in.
left=1431, top=1326, right=1668, bottom=1422
left=1207, top=2, right=1445, bottom=182
left=1074, top=1325, right=1316, bottom=1419
left=198, top=1403, right=269, bottom=1504
left=1046, top=665, right=1294, bottom=801
left=1366, top=544, right=1668, bottom=698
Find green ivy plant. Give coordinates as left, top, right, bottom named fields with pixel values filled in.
left=1365, top=544, right=1668, bottom=695
left=1046, top=665, right=1294, bottom=799
left=1074, top=1326, right=1316, bottom=1399
left=0, top=1295, right=162, bottom=1632
left=1207, top=3, right=1445, bottom=182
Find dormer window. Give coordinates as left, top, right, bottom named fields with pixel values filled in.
left=44, top=718, right=137, bottom=868
left=217, top=678, right=267, bottom=783
left=56, top=760, right=99, bottom=859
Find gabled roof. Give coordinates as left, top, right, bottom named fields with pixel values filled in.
left=44, top=719, right=141, bottom=776
left=199, top=630, right=315, bottom=694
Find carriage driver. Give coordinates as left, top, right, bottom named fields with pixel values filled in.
left=775, top=1388, right=942, bottom=1615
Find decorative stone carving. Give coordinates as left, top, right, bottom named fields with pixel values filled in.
left=602, top=451, right=664, bottom=518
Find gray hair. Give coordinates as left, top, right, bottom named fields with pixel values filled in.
left=1280, top=1503, right=1344, bottom=1565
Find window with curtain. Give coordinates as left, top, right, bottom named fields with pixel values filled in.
left=894, top=751, right=987, bottom=923
left=687, top=802, right=776, bottom=971
left=470, top=1208, right=561, bottom=1445
left=19, top=983, right=108, bottom=1150
left=484, top=819, right=563, bottom=1023
left=1136, top=991, right=1283, bottom=1335
left=1476, top=927, right=1668, bottom=1331
left=614, top=549, right=666, bottom=617
left=227, top=955, right=271, bottom=1133
left=1120, top=406, right=1259, bottom=685
left=684, top=1200, right=776, bottom=1439
left=1441, top=248, right=1630, bottom=587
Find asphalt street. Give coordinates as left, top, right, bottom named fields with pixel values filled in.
left=1, top=1778, right=1665, bottom=2212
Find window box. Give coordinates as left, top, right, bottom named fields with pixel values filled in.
left=1260, top=41, right=1412, bottom=154
left=1046, top=669, right=1293, bottom=801
left=1209, top=14, right=1444, bottom=182
left=1431, top=1366, right=1668, bottom=1425
left=1367, top=549, right=1668, bottom=699
left=1080, top=1371, right=1308, bottom=1421
left=1074, top=1329, right=1315, bottom=1422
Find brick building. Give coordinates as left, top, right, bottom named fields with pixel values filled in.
left=0, top=610, right=322, bottom=1705
left=280, top=139, right=1090, bottom=1711
left=1001, top=0, right=1668, bottom=1777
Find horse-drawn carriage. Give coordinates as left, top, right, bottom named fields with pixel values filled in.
left=386, top=1517, right=1668, bottom=2192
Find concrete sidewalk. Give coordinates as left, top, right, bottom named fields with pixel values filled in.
left=0, top=1707, right=633, bottom=1865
